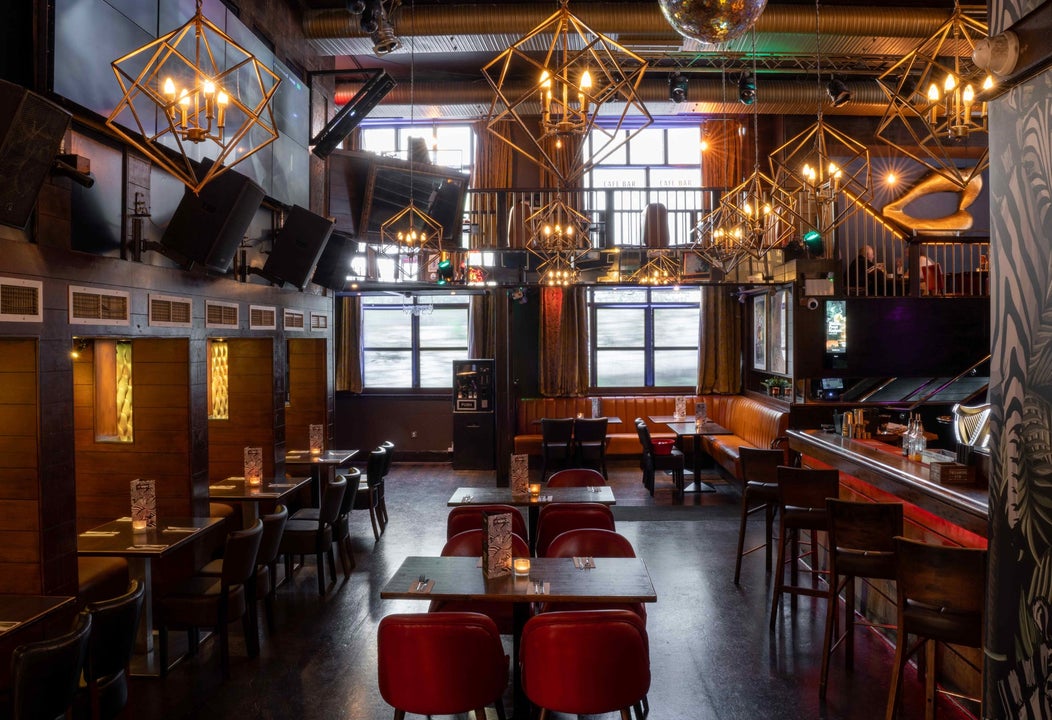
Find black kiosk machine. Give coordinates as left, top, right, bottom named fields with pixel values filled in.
left=452, top=359, right=496, bottom=470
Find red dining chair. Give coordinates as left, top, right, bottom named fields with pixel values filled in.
left=546, top=468, right=606, bottom=488
left=521, top=609, right=650, bottom=720
left=541, top=529, right=646, bottom=620
left=429, top=529, right=529, bottom=634
left=534, top=502, right=615, bottom=558
left=378, top=612, right=509, bottom=720
left=447, top=504, right=528, bottom=541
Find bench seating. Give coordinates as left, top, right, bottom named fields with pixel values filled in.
left=513, top=394, right=789, bottom=481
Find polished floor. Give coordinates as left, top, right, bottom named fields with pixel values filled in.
left=131, top=460, right=977, bottom=720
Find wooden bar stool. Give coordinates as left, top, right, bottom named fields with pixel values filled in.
left=886, top=537, right=986, bottom=720
left=769, top=466, right=840, bottom=630
left=734, top=447, right=784, bottom=584
left=819, top=499, right=904, bottom=699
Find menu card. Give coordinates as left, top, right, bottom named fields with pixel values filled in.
left=674, top=397, right=686, bottom=420
left=244, top=447, right=263, bottom=485
left=309, top=424, right=324, bottom=453
left=482, top=512, right=512, bottom=579
left=591, top=397, right=601, bottom=418
left=696, top=401, right=707, bottom=425
left=510, top=454, right=529, bottom=495
left=130, top=479, right=157, bottom=528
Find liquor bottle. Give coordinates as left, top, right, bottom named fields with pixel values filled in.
left=912, top=416, right=927, bottom=461
left=902, top=415, right=914, bottom=458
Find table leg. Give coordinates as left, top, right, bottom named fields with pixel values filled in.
left=527, top=505, right=539, bottom=555
left=242, top=500, right=260, bottom=528
left=310, top=467, right=324, bottom=506
left=128, top=557, right=153, bottom=654
left=683, top=434, right=716, bottom=493
left=511, top=601, right=531, bottom=719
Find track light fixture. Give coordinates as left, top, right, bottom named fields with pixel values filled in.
left=738, top=73, right=756, bottom=105
left=669, top=73, right=688, bottom=103
left=826, top=77, right=852, bottom=107
left=359, top=0, right=402, bottom=55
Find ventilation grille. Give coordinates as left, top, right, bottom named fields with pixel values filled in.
left=310, top=313, right=329, bottom=331
left=205, top=301, right=239, bottom=329
left=0, top=277, right=42, bottom=322
left=249, top=305, right=277, bottom=330
left=68, top=285, right=130, bottom=326
left=284, top=309, right=305, bottom=331
left=149, top=294, right=193, bottom=328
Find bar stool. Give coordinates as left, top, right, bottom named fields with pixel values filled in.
left=769, top=466, right=840, bottom=630
left=819, top=499, right=904, bottom=699
left=886, top=537, right=986, bottom=720
left=734, top=447, right=784, bottom=584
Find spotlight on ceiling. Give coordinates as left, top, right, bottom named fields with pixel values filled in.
left=738, top=73, right=756, bottom=105
left=826, top=77, right=852, bottom=108
left=360, top=0, right=402, bottom=55
left=669, top=73, right=688, bottom=103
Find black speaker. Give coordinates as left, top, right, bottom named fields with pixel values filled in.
left=0, top=80, right=71, bottom=229
left=311, top=70, right=396, bottom=159
left=260, top=205, right=334, bottom=290
left=160, top=166, right=265, bottom=273
left=311, top=231, right=355, bottom=290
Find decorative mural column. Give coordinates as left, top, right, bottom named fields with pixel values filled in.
left=986, top=1, right=1052, bottom=717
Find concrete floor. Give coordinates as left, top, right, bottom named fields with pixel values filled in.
left=130, top=460, right=977, bottom=719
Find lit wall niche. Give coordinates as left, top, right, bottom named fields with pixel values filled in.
left=209, top=339, right=229, bottom=419
left=95, top=339, right=133, bottom=442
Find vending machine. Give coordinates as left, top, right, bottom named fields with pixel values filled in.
left=452, top=359, right=495, bottom=470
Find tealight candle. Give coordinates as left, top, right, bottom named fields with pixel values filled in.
left=247, top=475, right=262, bottom=487
left=513, top=558, right=531, bottom=576
left=529, top=483, right=541, bottom=496
left=131, top=519, right=147, bottom=532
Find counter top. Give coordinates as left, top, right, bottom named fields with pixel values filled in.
left=788, top=428, right=989, bottom=538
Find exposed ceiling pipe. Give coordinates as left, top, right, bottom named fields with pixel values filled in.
left=303, top=3, right=954, bottom=41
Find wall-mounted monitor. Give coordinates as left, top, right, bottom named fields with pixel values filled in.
left=825, top=299, right=847, bottom=355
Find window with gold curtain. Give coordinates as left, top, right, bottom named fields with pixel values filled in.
left=472, top=120, right=514, bottom=248
left=697, top=285, right=742, bottom=394
left=539, top=286, right=588, bottom=396
left=469, top=292, right=494, bottom=360
left=335, top=296, right=363, bottom=393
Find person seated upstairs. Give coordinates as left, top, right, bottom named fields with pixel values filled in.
left=847, top=244, right=890, bottom=295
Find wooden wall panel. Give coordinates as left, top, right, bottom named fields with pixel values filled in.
left=208, top=339, right=275, bottom=481
left=0, top=339, right=40, bottom=593
left=74, top=338, right=192, bottom=532
left=285, top=338, right=327, bottom=450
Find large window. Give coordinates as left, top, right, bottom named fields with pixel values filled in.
left=590, top=287, right=701, bottom=388
left=361, top=294, right=470, bottom=389
left=360, top=122, right=476, bottom=174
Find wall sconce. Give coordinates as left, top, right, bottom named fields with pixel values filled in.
left=826, top=77, right=852, bottom=107
left=738, top=74, right=756, bottom=105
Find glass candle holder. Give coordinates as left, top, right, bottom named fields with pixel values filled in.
left=529, top=483, right=541, bottom=497
left=513, top=558, right=531, bottom=576
left=247, top=475, right=262, bottom=487
left=131, top=519, right=147, bottom=532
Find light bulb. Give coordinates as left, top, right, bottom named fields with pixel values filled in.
left=203, top=80, right=215, bottom=96
left=163, top=77, right=176, bottom=97
left=928, top=83, right=940, bottom=103
left=944, top=73, right=956, bottom=93
left=580, top=70, right=592, bottom=90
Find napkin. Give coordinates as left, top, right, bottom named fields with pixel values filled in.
left=163, top=526, right=198, bottom=533
left=128, top=544, right=167, bottom=551
left=210, top=484, right=236, bottom=490
left=572, top=557, right=596, bottom=569
left=81, top=530, right=119, bottom=537
left=537, top=494, right=553, bottom=503
left=408, top=579, right=434, bottom=594
left=460, top=495, right=473, bottom=503
left=269, top=483, right=296, bottom=488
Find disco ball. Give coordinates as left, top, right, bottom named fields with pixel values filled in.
left=658, top=0, right=768, bottom=45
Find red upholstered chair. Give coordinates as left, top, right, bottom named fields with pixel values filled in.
left=447, top=504, right=528, bottom=541
left=429, top=530, right=529, bottom=634
left=541, top=529, right=646, bottom=620
left=521, top=609, right=650, bottom=720
left=534, top=503, right=616, bottom=558
left=547, top=468, right=606, bottom=488
left=378, top=612, right=509, bottom=720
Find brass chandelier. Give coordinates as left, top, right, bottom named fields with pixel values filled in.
left=106, top=0, right=280, bottom=193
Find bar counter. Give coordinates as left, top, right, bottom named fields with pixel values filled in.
left=787, top=428, right=989, bottom=541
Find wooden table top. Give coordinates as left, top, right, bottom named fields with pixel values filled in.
left=0, top=595, right=75, bottom=635
left=380, top=556, right=656, bottom=604
left=285, top=449, right=358, bottom=465
left=447, top=486, right=615, bottom=507
left=662, top=420, right=733, bottom=437
left=530, top=416, right=622, bottom=425
left=77, top=516, right=224, bottom=558
left=209, top=475, right=311, bottom=501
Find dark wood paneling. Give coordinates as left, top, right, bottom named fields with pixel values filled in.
left=0, top=339, right=40, bottom=593
left=208, top=338, right=275, bottom=481
left=285, top=338, right=327, bottom=449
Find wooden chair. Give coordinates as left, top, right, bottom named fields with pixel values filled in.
left=573, top=417, right=609, bottom=479
left=280, top=476, right=346, bottom=595
left=819, top=500, right=903, bottom=699
left=770, top=466, right=840, bottom=630
left=11, top=611, right=92, bottom=720
left=540, top=418, right=575, bottom=481
left=734, top=447, right=784, bottom=584
left=886, top=537, right=986, bottom=720
left=354, top=448, right=388, bottom=540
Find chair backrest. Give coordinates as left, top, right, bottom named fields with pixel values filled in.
left=317, top=475, right=348, bottom=527
left=573, top=417, right=608, bottom=444
left=541, top=418, right=575, bottom=445
left=739, top=447, right=784, bottom=485
left=546, top=529, right=636, bottom=559
left=379, top=440, right=395, bottom=476
left=12, top=610, right=92, bottom=720
left=634, top=418, right=654, bottom=455
left=377, top=612, right=508, bottom=716
left=893, top=536, right=986, bottom=647
left=337, top=468, right=361, bottom=516
left=220, top=519, right=264, bottom=588
left=441, top=529, right=530, bottom=558
left=256, top=504, right=289, bottom=567
left=776, top=466, right=840, bottom=513
left=535, top=503, right=616, bottom=557
left=952, top=402, right=992, bottom=448
left=365, top=447, right=387, bottom=488
left=83, top=580, right=144, bottom=687
left=827, top=500, right=903, bottom=580
left=447, top=504, right=528, bottom=540
left=547, top=468, right=606, bottom=487
left=521, top=609, right=650, bottom=715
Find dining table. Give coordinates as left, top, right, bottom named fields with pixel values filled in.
left=285, top=449, right=358, bottom=506
left=447, top=485, right=616, bottom=552
left=381, top=554, right=656, bottom=719
left=208, top=475, right=312, bottom=527
left=77, top=515, right=223, bottom=675
left=650, top=417, right=733, bottom=493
